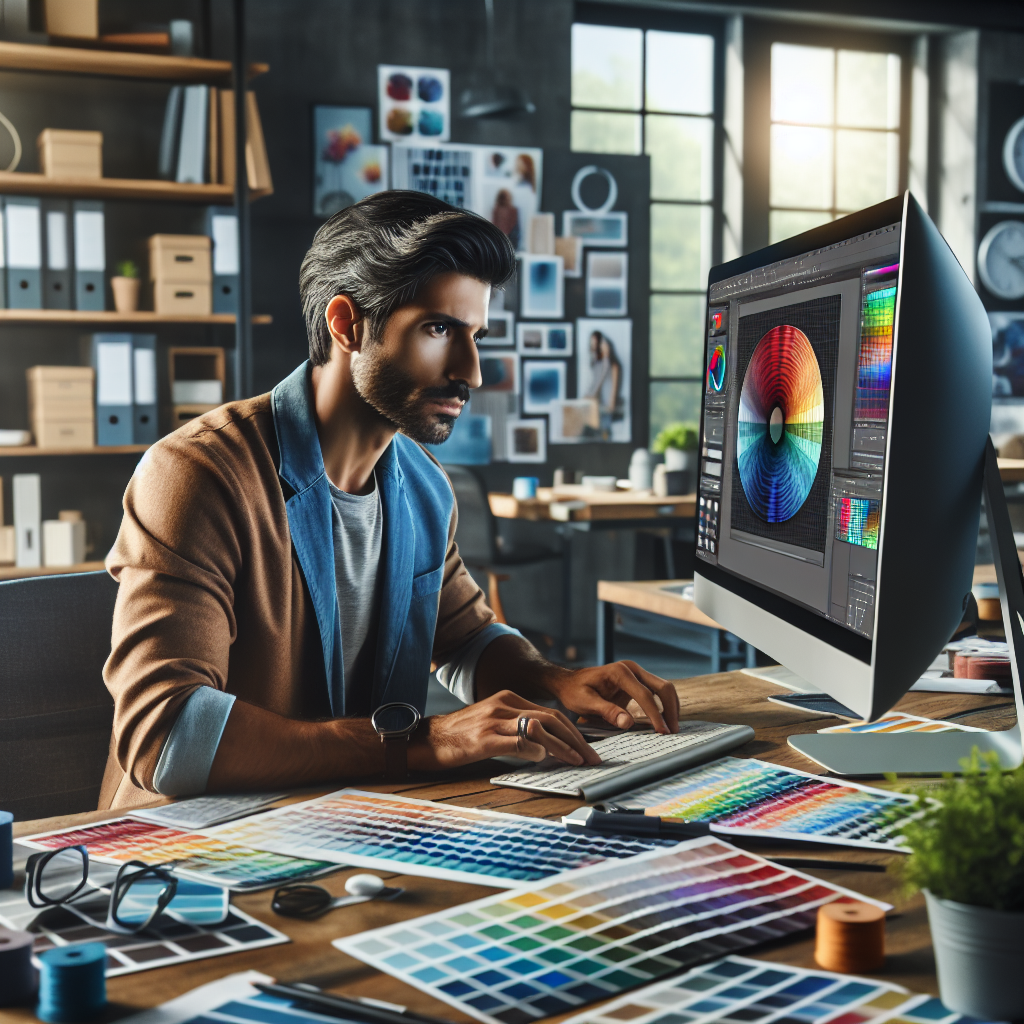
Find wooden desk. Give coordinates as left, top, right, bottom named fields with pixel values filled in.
left=5, top=675, right=1016, bottom=1024
left=597, top=579, right=755, bottom=672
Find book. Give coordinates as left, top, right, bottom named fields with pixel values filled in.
left=176, top=85, right=209, bottom=184
left=218, top=90, right=272, bottom=193
left=158, top=86, right=183, bottom=181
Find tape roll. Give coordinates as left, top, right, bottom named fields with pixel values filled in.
left=0, top=927, right=35, bottom=1007
left=0, top=809, right=12, bottom=889
left=815, top=901, right=885, bottom=973
left=37, top=943, right=106, bottom=1023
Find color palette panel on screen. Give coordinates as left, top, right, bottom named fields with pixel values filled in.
left=206, top=789, right=673, bottom=887
left=612, top=757, right=921, bottom=851
left=334, top=836, right=890, bottom=1024
left=560, top=955, right=975, bottom=1024
left=855, top=265, right=898, bottom=423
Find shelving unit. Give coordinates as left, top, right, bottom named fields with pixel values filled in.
left=0, top=171, right=271, bottom=202
left=0, top=561, right=105, bottom=581
left=0, top=445, right=149, bottom=457
left=0, top=310, right=270, bottom=325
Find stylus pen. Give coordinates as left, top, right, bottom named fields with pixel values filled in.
left=567, top=807, right=714, bottom=838
left=253, top=982, right=454, bottom=1024
left=763, top=856, right=887, bottom=873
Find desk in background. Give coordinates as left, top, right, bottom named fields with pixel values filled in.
left=6, top=675, right=1016, bottom=1023
left=489, top=487, right=696, bottom=658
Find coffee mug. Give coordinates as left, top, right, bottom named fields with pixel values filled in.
left=512, top=476, right=539, bottom=499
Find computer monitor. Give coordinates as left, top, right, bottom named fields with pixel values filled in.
left=693, top=191, right=1023, bottom=773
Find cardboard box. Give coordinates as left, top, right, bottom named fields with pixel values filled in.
left=27, top=365, right=94, bottom=395
left=171, top=403, right=218, bottom=427
left=0, top=525, right=14, bottom=565
left=38, top=129, right=103, bottom=179
left=148, top=235, right=212, bottom=283
left=43, top=0, right=99, bottom=38
left=43, top=519, right=87, bottom=567
left=33, top=420, right=94, bottom=449
left=153, top=281, right=212, bottom=316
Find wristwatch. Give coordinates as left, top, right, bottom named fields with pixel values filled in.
left=371, top=702, right=422, bottom=782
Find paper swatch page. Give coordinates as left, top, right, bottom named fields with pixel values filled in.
left=334, top=835, right=890, bottom=1024
left=204, top=789, right=677, bottom=886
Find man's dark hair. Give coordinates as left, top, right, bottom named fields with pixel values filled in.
left=300, top=191, right=517, bottom=365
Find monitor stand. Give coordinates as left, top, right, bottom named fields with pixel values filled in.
left=788, top=439, right=1023, bottom=776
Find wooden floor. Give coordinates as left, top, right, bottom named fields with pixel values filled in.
left=7, top=672, right=1017, bottom=1023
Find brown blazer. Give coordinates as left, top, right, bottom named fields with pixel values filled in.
left=99, top=391, right=494, bottom=809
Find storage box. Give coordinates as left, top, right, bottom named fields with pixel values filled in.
left=148, top=235, right=212, bottom=283
left=171, top=404, right=219, bottom=427
left=33, top=420, right=93, bottom=449
left=27, top=365, right=94, bottom=399
left=153, top=282, right=212, bottom=315
left=38, top=129, right=103, bottom=179
left=26, top=366, right=94, bottom=448
left=43, top=519, right=87, bottom=567
left=44, top=0, right=99, bottom=38
left=0, top=525, right=14, bottom=565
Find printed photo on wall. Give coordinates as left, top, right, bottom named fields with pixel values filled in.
left=586, top=251, right=628, bottom=317
left=312, top=107, right=388, bottom=217
left=472, top=391, right=517, bottom=461
left=576, top=318, right=632, bottom=443
left=478, top=147, right=542, bottom=253
left=478, top=353, right=519, bottom=393
left=378, top=65, right=450, bottom=142
left=483, top=311, right=515, bottom=346
left=992, top=312, right=1024, bottom=397
left=426, top=407, right=491, bottom=465
left=520, top=254, right=564, bottom=319
left=391, top=144, right=473, bottom=208
left=516, top=322, right=573, bottom=357
left=562, top=210, right=628, bottom=248
left=506, top=418, right=547, bottom=464
left=549, top=398, right=600, bottom=444
left=522, top=359, right=566, bottom=414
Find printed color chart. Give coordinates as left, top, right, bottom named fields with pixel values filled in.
left=18, top=818, right=333, bottom=891
left=819, top=713, right=983, bottom=735
left=335, top=836, right=890, bottom=1024
left=854, top=268, right=898, bottom=423
left=836, top=497, right=880, bottom=549
left=561, top=955, right=973, bottom=1024
left=613, top=757, right=920, bottom=851
left=208, top=790, right=672, bottom=887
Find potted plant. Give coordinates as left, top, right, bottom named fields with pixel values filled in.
left=111, top=260, right=140, bottom=313
left=653, top=422, right=699, bottom=472
left=891, top=751, right=1024, bottom=1021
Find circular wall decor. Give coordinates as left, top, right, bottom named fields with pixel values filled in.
left=570, top=165, right=618, bottom=213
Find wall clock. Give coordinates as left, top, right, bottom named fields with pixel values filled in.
left=978, top=219, right=1024, bottom=300
left=1005, top=115, right=1024, bottom=193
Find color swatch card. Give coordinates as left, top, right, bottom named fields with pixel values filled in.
left=610, top=757, right=924, bottom=851
left=334, top=836, right=890, bottom=1024
left=18, top=817, right=334, bottom=891
left=206, top=790, right=673, bottom=887
left=559, top=955, right=971, bottom=1024
left=817, top=712, right=984, bottom=735
left=130, top=793, right=286, bottom=830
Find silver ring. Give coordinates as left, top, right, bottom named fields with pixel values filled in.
left=517, top=716, right=531, bottom=751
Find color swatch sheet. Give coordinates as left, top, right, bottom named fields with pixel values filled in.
left=18, top=817, right=334, bottom=891
left=835, top=497, right=880, bottom=549
left=611, top=757, right=922, bottom=851
left=206, top=789, right=673, bottom=887
left=130, top=793, right=286, bottom=830
left=334, top=836, right=890, bottom=1024
left=818, top=713, right=983, bottom=735
left=560, top=955, right=977, bottom=1024
left=855, top=272, right=897, bottom=422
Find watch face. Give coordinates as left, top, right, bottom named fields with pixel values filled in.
left=373, top=702, right=420, bottom=736
left=978, top=220, right=1024, bottom=301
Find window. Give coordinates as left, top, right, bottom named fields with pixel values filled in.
left=769, top=42, right=901, bottom=244
left=571, top=22, right=718, bottom=443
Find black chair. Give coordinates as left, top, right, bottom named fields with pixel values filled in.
left=444, top=465, right=562, bottom=626
left=0, top=571, right=118, bottom=821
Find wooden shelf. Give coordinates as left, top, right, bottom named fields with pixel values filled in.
left=0, top=171, right=272, bottom=202
left=0, top=561, right=105, bottom=581
left=0, top=41, right=267, bottom=82
left=0, top=445, right=149, bottom=457
left=0, top=309, right=271, bottom=325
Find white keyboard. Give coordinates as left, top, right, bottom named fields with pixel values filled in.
left=491, top=720, right=753, bottom=800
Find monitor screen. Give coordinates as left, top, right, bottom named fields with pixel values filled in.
left=696, top=219, right=902, bottom=645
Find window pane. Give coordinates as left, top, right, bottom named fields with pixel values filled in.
left=646, top=114, right=714, bottom=201
left=649, top=381, right=702, bottom=447
left=837, top=50, right=900, bottom=130
left=650, top=294, right=705, bottom=377
left=771, top=43, right=834, bottom=125
left=769, top=124, right=834, bottom=210
left=571, top=110, right=641, bottom=154
left=571, top=23, right=643, bottom=110
left=650, top=202, right=712, bottom=291
left=769, top=209, right=834, bottom=245
left=645, top=31, right=714, bottom=115
left=835, top=129, right=899, bottom=211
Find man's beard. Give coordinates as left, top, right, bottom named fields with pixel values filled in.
left=351, top=344, right=471, bottom=445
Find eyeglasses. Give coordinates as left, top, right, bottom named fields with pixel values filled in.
left=25, top=846, right=227, bottom=934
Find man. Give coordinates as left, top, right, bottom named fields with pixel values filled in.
left=100, top=191, right=678, bottom=809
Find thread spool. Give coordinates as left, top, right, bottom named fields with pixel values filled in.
left=0, top=809, right=12, bottom=889
left=37, top=943, right=106, bottom=1023
left=815, top=901, right=885, bottom=973
left=0, top=927, right=35, bottom=1007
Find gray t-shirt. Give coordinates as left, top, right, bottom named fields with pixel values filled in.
left=328, top=474, right=383, bottom=715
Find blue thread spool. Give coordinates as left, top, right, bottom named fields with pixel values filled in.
left=37, top=944, right=106, bottom=1023
left=0, top=810, right=12, bottom=889
left=0, top=927, right=35, bottom=1006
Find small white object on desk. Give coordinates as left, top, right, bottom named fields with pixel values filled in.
left=42, top=518, right=86, bottom=566
left=548, top=499, right=586, bottom=521
left=0, top=430, right=31, bottom=447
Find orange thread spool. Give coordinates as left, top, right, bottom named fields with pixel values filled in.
left=815, top=901, right=885, bottom=973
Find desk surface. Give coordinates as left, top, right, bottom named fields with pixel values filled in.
left=597, top=578, right=721, bottom=628
left=6, top=675, right=1017, bottom=1024
left=489, top=486, right=696, bottom=522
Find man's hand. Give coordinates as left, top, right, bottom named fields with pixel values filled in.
left=542, top=660, right=680, bottom=734
left=408, top=690, right=602, bottom=772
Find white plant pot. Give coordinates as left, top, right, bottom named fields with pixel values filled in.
left=924, top=890, right=1024, bottom=1021
left=664, top=448, right=695, bottom=472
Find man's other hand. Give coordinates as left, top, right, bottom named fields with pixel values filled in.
left=408, top=690, right=603, bottom=772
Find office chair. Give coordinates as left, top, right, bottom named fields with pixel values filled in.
left=444, top=465, right=563, bottom=626
left=0, top=571, right=118, bottom=821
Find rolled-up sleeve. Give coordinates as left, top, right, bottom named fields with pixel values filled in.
left=435, top=622, right=522, bottom=704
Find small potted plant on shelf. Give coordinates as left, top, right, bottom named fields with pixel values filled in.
left=111, top=260, right=140, bottom=313
left=891, top=751, right=1024, bottom=1022
left=653, top=422, right=699, bottom=472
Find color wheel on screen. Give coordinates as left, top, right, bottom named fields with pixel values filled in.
left=706, top=343, right=726, bottom=392
left=737, top=325, right=823, bottom=523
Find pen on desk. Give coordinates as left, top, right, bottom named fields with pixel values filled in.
left=253, top=981, right=454, bottom=1024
